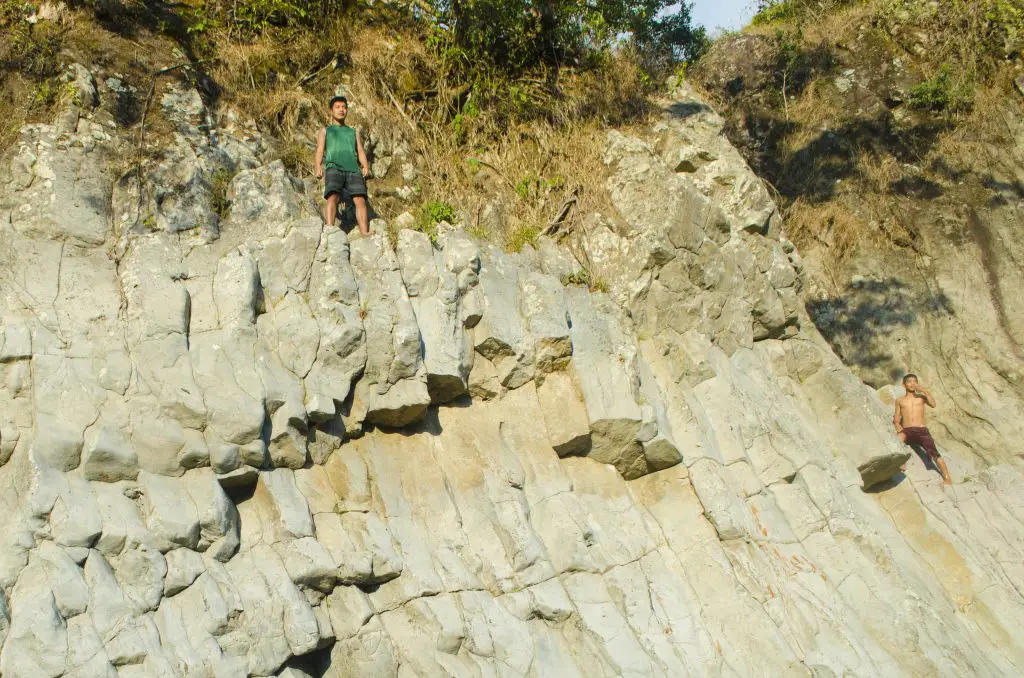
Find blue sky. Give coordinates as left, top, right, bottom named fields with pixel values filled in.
left=690, top=0, right=758, bottom=35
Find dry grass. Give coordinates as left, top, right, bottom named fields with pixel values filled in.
left=204, top=16, right=635, bottom=245
left=784, top=199, right=874, bottom=260
left=745, top=1, right=873, bottom=42
left=931, top=78, right=1022, bottom=169
left=782, top=79, right=843, bottom=145
left=416, top=118, right=617, bottom=246
left=856, top=151, right=901, bottom=194
left=0, top=76, right=35, bottom=151
left=0, top=3, right=648, bottom=250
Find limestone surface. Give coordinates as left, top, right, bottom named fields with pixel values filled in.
left=0, top=71, right=1022, bottom=677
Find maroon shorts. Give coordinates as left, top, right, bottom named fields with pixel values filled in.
left=902, top=427, right=940, bottom=460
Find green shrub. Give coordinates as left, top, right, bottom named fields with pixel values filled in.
left=751, top=0, right=858, bottom=26
left=416, top=200, right=458, bottom=243
left=752, top=0, right=800, bottom=25
left=561, top=268, right=608, bottom=292
left=418, top=200, right=458, bottom=225
left=2, top=20, right=64, bottom=78
left=430, top=0, right=707, bottom=79
left=514, top=172, right=565, bottom=201
left=503, top=223, right=539, bottom=252
left=907, top=64, right=973, bottom=112
left=184, top=0, right=348, bottom=37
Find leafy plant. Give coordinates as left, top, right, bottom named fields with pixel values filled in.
left=561, top=267, right=608, bottom=292
left=514, top=172, right=565, bottom=201
left=416, top=200, right=458, bottom=243
left=429, top=0, right=707, bottom=79
left=503, top=223, right=539, bottom=252
left=2, top=18, right=64, bottom=78
left=277, top=139, right=313, bottom=176
left=752, top=0, right=800, bottom=25
left=907, top=64, right=973, bottom=112
left=452, top=96, right=480, bottom=143
left=752, top=0, right=858, bottom=26
left=33, top=79, right=76, bottom=108
left=418, top=199, right=458, bottom=225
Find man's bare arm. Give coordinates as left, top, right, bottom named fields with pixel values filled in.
left=919, top=387, right=936, bottom=408
left=355, top=128, right=369, bottom=177
left=314, top=128, right=326, bottom=178
left=893, top=400, right=903, bottom=432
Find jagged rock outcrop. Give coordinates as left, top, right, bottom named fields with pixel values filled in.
left=0, top=70, right=1022, bottom=676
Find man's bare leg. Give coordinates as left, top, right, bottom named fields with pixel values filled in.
left=325, top=194, right=340, bottom=228
left=354, top=195, right=371, bottom=235
left=898, top=431, right=907, bottom=471
left=937, top=457, right=953, bottom=485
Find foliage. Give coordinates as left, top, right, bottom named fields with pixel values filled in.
left=880, top=0, right=1024, bottom=69
left=416, top=200, right=458, bottom=242
left=561, top=268, right=607, bottom=292
left=452, top=96, right=480, bottom=143
left=514, top=172, right=564, bottom=201
left=752, top=1, right=800, bottom=26
left=32, top=79, right=75, bottom=109
left=770, top=26, right=835, bottom=107
left=429, top=0, right=707, bottom=78
left=1, top=11, right=65, bottom=78
left=503, top=223, right=538, bottom=252
left=907, top=64, right=974, bottom=112
left=183, top=0, right=349, bottom=38
left=751, top=0, right=859, bottom=25
left=209, top=168, right=235, bottom=220
left=276, top=139, right=314, bottom=176
left=419, top=199, right=458, bottom=226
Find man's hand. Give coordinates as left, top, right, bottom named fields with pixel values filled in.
left=915, top=386, right=937, bottom=408
left=316, top=166, right=323, bottom=179
left=360, top=164, right=370, bottom=179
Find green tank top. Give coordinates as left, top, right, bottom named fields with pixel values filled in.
left=323, top=124, right=360, bottom=173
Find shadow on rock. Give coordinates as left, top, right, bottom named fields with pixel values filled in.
left=863, top=471, right=907, bottom=493
left=806, top=277, right=954, bottom=381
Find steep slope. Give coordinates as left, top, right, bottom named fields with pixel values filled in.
left=1, top=61, right=1024, bottom=677
left=692, top=7, right=1024, bottom=471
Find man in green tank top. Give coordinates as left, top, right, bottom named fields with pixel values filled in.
left=315, top=96, right=372, bottom=235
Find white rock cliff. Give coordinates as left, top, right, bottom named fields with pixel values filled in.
left=0, top=71, right=1023, bottom=676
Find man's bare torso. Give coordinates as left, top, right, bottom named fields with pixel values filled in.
left=896, top=393, right=927, bottom=428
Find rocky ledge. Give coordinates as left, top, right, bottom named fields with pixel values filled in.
left=0, top=69, right=1022, bottom=677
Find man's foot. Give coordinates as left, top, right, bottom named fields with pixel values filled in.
left=901, top=463, right=907, bottom=472
left=943, top=477, right=953, bottom=485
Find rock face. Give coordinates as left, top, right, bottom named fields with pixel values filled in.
left=692, top=32, right=1024, bottom=475
left=0, top=73, right=1022, bottom=676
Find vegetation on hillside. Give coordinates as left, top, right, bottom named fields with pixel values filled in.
left=695, top=0, right=1024, bottom=258
left=753, top=0, right=1022, bottom=111
left=0, top=0, right=707, bottom=249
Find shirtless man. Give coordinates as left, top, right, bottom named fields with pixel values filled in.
left=894, top=373, right=952, bottom=484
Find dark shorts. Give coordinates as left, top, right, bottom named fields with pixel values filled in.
left=902, top=427, right=940, bottom=459
left=324, top=168, right=367, bottom=200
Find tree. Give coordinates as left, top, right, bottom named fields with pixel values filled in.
left=432, top=0, right=707, bottom=75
